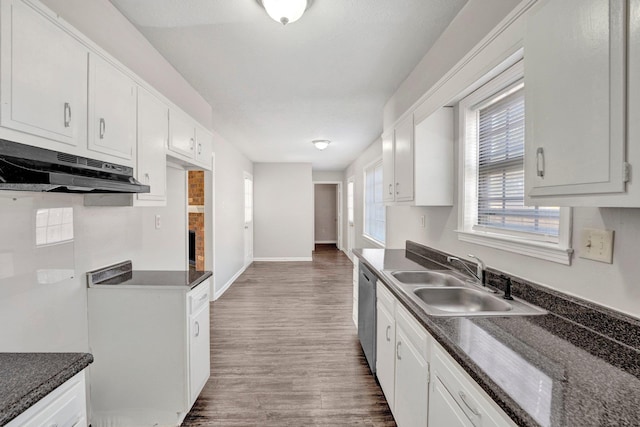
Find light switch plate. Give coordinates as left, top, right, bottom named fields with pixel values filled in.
left=579, top=228, right=614, bottom=263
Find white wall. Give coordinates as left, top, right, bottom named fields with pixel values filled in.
left=41, top=0, right=212, bottom=128
left=314, top=184, right=337, bottom=243
left=383, top=0, right=520, bottom=130
left=212, top=131, right=253, bottom=294
left=0, top=167, right=188, bottom=352
left=254, top=163, right=313, bottom=260
left=344, top=139, right=384, bottom=250
left=312, top=171, right=344, bottom=182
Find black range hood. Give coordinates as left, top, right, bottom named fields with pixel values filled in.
left=0, top=139, right=150, bottom=193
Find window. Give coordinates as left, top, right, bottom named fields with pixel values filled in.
left=458, top=61, right=572, bottom=264
left=364, top=160, right=385, bottom=245
left=347, top=180, right=354, bottom=226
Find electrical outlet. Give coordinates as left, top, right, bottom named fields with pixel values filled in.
left=155, top=214, right=161, bottom=229
left=420, top=215, right=425, bottom=228
left=579, top=228, right=614, bottom=263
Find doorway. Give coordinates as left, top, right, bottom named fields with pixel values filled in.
left=347, top=176, right=355, bottom=261
left=313, top=182, right=342, bottom=251
left=188, top=170, right=206, bottom=271
left=244, top=172, right=253, bottom=267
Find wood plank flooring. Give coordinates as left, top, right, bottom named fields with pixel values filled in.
left=182, top=244, right=395, bottom=426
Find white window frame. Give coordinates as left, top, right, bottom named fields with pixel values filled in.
left=457, top=60, right=573, bottom=265
left=363, top=158, right=385, bottom=247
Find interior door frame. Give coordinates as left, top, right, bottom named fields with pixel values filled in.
left=312, top=181, right=343, bottom=251
left=243, top=171, right=253, bottom=268
left=346, top=175, right=355, bottom=261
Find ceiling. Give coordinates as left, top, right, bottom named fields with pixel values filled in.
left=110, top=0, right=468, bottom=170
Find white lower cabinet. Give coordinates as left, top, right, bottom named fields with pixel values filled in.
left=376, top=283, right=396, bottom=411
left=6, top=371, right=87, bottom=427
left=375, top=282, right=516, bottom=427
left=352, top=258, right=359, bottom=327
left=430, top=343, right=516, bottom=427
left=87, top=278, right=211, bottom=427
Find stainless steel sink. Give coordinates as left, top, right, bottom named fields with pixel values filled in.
left=413, top=287, right=512, bottom=313
left=389, top=270, right=466, bottom=287
left=382, top=269, right=547, bottom=317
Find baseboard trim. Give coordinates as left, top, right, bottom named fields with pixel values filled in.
left=214, top=263, right=249, bottom=301
left=315, top=240, right=337, bottom=244
left=253, top=257, right=313, bottom=262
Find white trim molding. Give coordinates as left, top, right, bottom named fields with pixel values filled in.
left=315, top=240, right=338, bottom=244
left=214, top=263, right=249, bottom=301
left=253, top=257, right=313, bottom=262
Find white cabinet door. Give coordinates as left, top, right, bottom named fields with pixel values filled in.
left=189, top=301, right=210, bottom=404
left=1, top=0, right=87, bottom=147
left=428, top=376, right=474, bottom=427
left=137, top=87, right=168, bottom=202
left=169, top=109, right=196, bottom=158
left=382, top=132, right=395, bottom=202
left=376, top=301, right=396, bottom=412
left=394, top=115, right=414, bottom=202
left=394, top=325, right=429, bottom=427
left=414, top=108, right=453, bottom=206
left=195, top=124, right=213, bottom=170
left=88, top=53, right=136, bottom=161
left=525, top=0, right=626, bottom=202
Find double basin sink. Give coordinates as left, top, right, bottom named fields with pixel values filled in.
left=382, top=270, right=547, bottom=317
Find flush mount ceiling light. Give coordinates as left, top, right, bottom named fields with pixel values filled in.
left=312, top=140, right=331, bottom=150
left=257, top=0, right=313, bottom=25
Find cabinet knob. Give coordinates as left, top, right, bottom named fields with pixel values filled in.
left=198, top=142, right=202, bottom=155
left=396, top=182, right=399, bottom=195
left=63, top=102, right=71, bottom=128
left=536, top=147, right=545, bottom=178
left=190, top=138, right=195, bottom=150
left=388, top=184, right=393, bottom=195
left=396, top=341, right=402, bottom=360
left=386, top=325, right=391, bottom=342
left=194, top=321, right=200, bottom=337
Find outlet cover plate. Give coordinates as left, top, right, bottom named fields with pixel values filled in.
left=579, top=228, right=614, bottom=263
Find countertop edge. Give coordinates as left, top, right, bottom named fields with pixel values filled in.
left=0, top=353, right=94, bottom=426
left=354, top=249, right=537, bottom=427
left=88, top=270, right=213, bottom=290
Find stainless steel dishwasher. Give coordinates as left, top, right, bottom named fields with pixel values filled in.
left=358, top=262, right=377, bottom=374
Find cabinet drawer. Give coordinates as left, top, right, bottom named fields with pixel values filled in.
left=8, top=371, right=87, bottom=427
left=189, top=279, right=210, bottom=314
left=376, top=282, right=395, bottom=314
left=431, top=343, right=516, bottom=427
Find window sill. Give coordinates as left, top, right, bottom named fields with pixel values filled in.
left=456, top=230, right=573, bottom=265
left=362, top=234, right=385, bottom=249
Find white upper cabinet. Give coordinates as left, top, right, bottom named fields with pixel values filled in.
left=524, top=0, right=627, bottom=206
left=382, top=131, right=396, bottom=202
left=394, top=115, right=414, bottom=201
left=195, top=123, right=213, bottom=169
left=88, top=53, right=136, bottom=162
left=0, top=0, right=87, bottom=149
left=136, top=87, right=168, bottom=204
left=383, top=108, right=454, bottom=206
left=414, top=107, right=453, bottom=206
left=169, top=109, right=196, bottom=158
left=168, top=109, right=213, bottom=170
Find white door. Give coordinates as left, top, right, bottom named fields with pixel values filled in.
left=394, top=325, right=429, bottom=427
left=244, top=173, right=253, bottom=267
left=189, top=302, right=210, bottom=405
left=382, top=132, right=395, bottom=202
left=394, top=115, right=414, bottom=201
left=347, top=178, right=355, bottom=259
left=169, top=109, right=196, bottom=158
left=376, top=302, right=396, bottom=412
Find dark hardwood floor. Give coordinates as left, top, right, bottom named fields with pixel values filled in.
left=182, top=244, right=395, bottom=426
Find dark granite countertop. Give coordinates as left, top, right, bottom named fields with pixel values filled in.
left=354, top=248, right=640, bottom=427
left=90, top=270, right=212, bottom=290
left=0, top=353, right=93, bottom=425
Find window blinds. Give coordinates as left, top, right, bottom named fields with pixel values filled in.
left=477, top=86, right=559, bottom=238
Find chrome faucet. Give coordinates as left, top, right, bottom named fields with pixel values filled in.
left=447, top=254, right=493, bottom=292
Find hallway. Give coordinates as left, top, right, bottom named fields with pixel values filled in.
left=182, top=245, right=395, bottom=426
